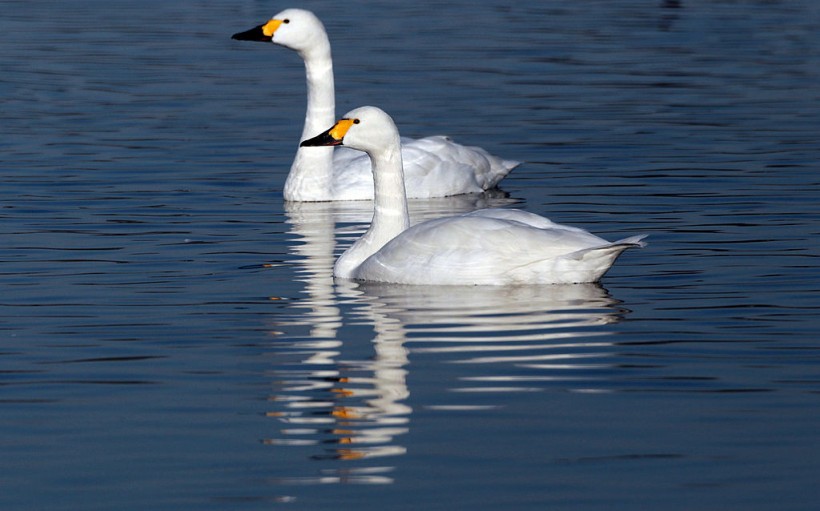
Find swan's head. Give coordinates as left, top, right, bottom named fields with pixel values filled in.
left=300, top=106, right=400, bottom=155
left=231, top=9, right=328, bottom=55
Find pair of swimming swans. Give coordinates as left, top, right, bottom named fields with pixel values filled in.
left=233, top=10, right=645, bottom=285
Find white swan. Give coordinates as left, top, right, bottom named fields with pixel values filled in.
left=300, top=106, right=646, bottom=285
left=232, top=9, right=519, bottom=202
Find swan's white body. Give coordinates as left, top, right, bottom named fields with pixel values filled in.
left=233, top=9, right=518, bottom=202
left=301, top=106, right=646, bottom=285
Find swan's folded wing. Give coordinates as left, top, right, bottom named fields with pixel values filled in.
left=401, top=136, right=518, bottom=196
left=354, top=215, right=618, bottom=285
left=328, top=137, right=518, bottom=200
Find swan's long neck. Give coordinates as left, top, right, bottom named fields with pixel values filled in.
left=334, top=137, right=410, bottom=278
left=369, top=144, right=411, bottom=243
left=284, top=42, right=336, bottom=201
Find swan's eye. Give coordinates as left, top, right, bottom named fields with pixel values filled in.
left=353, top=119, right=360, bottom=124
left=283, top=19, right=290, bottom=24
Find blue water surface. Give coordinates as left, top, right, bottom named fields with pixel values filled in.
left=1, top=0, right=819, bottom=510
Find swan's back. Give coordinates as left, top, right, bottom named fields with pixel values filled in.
left=402, top=136, right=518, bottom=190
left=330, top=136, right=518, bottom=200
left=348, top=209, right=646, bottom=285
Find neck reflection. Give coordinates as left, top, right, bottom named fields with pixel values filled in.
left=264, top=196, right=630, bottom=485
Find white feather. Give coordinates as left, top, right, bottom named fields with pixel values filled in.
left=237, top=9, right=518, bottom=202
left=303, top=106, right=645, bottom=286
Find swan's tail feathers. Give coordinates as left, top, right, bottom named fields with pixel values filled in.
left=503, top=159, right=522, bottom=171
left=610, top=234, right=648, bottom=249
left=566, top=235, right=646, bottom=274
left=484, top=158, right=521, bottom=190
left=558, top=234, right=646, bottom=282
left=573, top=235, right=647, bottom=261
left=503, top=234, right=645, bottom=284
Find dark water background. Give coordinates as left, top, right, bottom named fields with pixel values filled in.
left=2, top=0, right=819, bottom=509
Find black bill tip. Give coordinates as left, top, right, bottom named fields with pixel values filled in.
left=300, top=130, right=343, bottom=147
left=232, top=25, right=272, bottom=42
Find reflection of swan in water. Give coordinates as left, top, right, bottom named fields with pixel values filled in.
left=262, top=193, right=515, bottom=478
left=285, top=192, right=518, bottom=237
left=338, top=281, right=627, bottom=397
left=263, top=196, right=629, bottom=484
left=266, top=279, right=625, bottom=473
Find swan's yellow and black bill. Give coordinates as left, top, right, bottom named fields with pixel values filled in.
left=231, top=19, right=283, bottom=42
left=300, top=119, right=357, bottom=147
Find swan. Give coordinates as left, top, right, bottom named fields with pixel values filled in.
left=232, top=9, right=519, bottom=202
left=300, top=106, right=646, bottom=285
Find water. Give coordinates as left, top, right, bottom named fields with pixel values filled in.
left=2, top=0, right=820, bottom=509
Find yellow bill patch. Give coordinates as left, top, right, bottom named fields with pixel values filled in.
left=329, top=118, right=356, bottom=141
left=261, top=19, right=283, bottom=37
